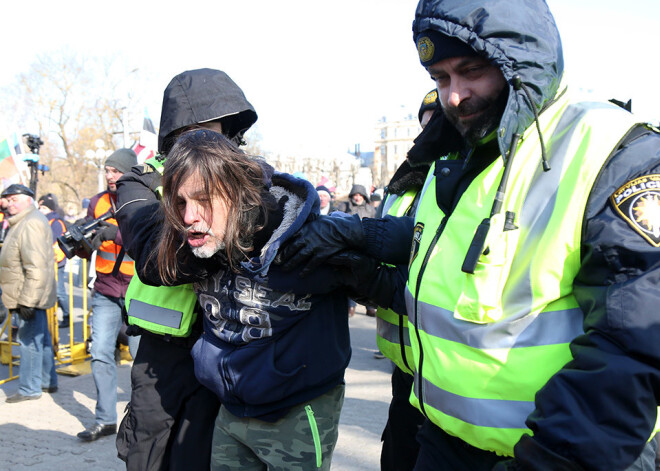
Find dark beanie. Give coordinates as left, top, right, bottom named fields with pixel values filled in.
left=104, top=148, right=138, bottom=174
left=418, top=89, right=439, bottom=123
left=2, top=184, right=34, bottom=199
left=415, top=30, right=478, bottom=67
left=38, top=193, right=58, bottom=211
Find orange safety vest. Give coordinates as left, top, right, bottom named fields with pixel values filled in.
left=48, top=218, right=67, bottom=263
left=94, top=193, right=134, bottom=276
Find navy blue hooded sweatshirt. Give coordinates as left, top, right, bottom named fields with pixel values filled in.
left=121, top=161, right=352, bottom=421
left=190, top=170, right=351, bottom=420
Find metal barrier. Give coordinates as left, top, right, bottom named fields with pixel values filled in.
left=53, top=258, right=93, bottom=376
left=0, top=311, right=19, bottom=385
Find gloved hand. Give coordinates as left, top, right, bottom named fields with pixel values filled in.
left=276, top=214, right=365, bottom=277
left=17, top=305, right=36, bottom=321
left=91, top=220, right=118, bottom=250
left=326, top=251, right=398, bottom=309
left=133, top=163, right=163, bottom=194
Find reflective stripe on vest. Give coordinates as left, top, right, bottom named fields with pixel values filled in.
left=405, top=94, right=639, bottom=456
left=94, top=193, right=134, bottom=276
left=376, top=190, right=419, bottom=374
left=125, top=274, right=198, bottom=337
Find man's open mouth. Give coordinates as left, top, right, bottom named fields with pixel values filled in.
left=187, top=231, right=209, bottom=247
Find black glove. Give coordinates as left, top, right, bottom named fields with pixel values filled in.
left=276, top=214, right=365, bottom=277
left=142, top=166, right=163, bottom=194
left=17, top=305, right=36, bottom=321
left=326, top=251, right=398, bottom=309
left=91, top=220, right=118, bottom=250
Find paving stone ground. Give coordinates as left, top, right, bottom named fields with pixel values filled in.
left=0, top=306, right=392, bottom=470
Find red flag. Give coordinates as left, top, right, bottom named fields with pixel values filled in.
left=132, top=110, right=157, bottom=164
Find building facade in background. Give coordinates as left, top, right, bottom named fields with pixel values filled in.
left=372, top=111, right=421, bottom=187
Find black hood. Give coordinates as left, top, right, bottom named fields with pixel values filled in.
left=158, top=68, right=258, bottom=153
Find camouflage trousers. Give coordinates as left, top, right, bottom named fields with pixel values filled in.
left=211, top=384, right=345, bottom=471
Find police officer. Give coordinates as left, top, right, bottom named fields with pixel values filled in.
left=114, top=68, right=257, bottom=471
left=278, top=0, right=660, bottom=469
left=376, top=89, right=437, bottom=471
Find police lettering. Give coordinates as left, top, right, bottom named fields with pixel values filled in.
left=613, top=175, right=660, bottom=204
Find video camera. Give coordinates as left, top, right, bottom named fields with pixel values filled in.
left=57, top=210, right=113, bottom=259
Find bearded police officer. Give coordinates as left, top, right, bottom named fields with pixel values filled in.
left=277, top=0, right=660, bottom=469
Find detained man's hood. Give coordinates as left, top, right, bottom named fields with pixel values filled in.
left=412, top=0, right=564, bottom=157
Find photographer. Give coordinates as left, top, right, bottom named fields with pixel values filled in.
left=0, top=184, right=58, bottom=402
left=76, top=148, right=139, bottom=442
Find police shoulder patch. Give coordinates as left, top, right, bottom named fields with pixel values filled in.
left=423, top=89, right=438, bottom=105
left=610, top=174, right=660, bottom=247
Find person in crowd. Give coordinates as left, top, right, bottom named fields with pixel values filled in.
left=316, top=185, right=334, bottom=215
left=370, top=192, right=382, bottom=210
left=0, top=184, right=58, bottom=402
left=277, top=0, right=660, bottom=469
left=76, top=148, right=138, bottom=442
left=123, top=128, right=354, bottom=470
left=0, top=196, right=10, bottom=324
left=338, top=184, right=375, bottom=219
left=114, top=68, right=257, bottom=471
left=38, top=193, right=70, bottom=328
left=374, top=88, right=438, bottom=470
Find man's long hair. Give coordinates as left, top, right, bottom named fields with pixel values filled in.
left=156, top=128, right=265, bottom=282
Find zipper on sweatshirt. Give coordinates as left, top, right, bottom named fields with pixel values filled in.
left=305, top=404, right=323, bottom=468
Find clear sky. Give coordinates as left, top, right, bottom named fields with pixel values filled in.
left=2, top=0, right=659, bottom=158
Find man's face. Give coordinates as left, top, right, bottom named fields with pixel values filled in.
left=176, top=171, right=229, bottom=259
left=5, top=194, right=33, bottom=216
left=104, top=166, right=124, bottom=192
left=427, top=56, right=507, bottom=144
left=318, top=191, right=330, bottom=209
left=351, top=193, right=365, bottom=205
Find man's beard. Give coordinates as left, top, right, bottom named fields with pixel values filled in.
left=188, top=227, right=225, bottom=259
left=444, top=88, right=508, bottom=145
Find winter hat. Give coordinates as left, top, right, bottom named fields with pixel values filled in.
left=415, top=29, right=478, bottom=67
left=1, top=184, right=34, bottom=199
left=38, top=193, right=58, bottom=211
left=316, top=185, right=331, bottom=198
left=104, top=148, right=138, bottom=174
left=418, top=89, right=439, bottom=123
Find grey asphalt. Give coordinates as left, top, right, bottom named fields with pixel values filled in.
left=0, top=306, right=393, bottom=470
